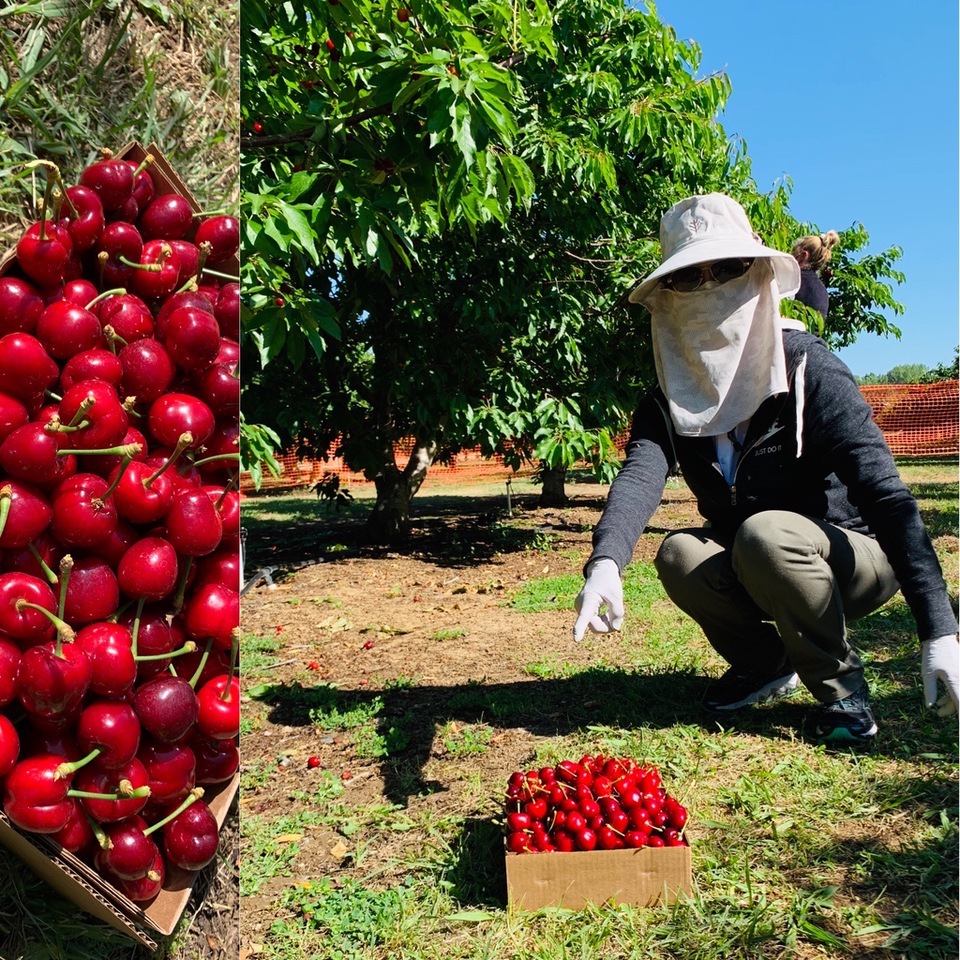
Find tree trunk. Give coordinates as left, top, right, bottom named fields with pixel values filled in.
left=365, top=441, right=437, bottom=543
left=538, top=462, right=569, bottom=507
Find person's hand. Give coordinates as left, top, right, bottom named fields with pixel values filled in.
left=573, top=558, right=624, bottom=642
left=922, top=635, right=959, bottom=717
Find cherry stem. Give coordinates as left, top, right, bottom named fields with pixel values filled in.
left=56, top=185, right=79, bottom=219
left=68, top=396, right=95, bottom=429
left=118, top=778, right=147, bottom=798
left=57, top=555, right=73, bottom=622
left=118, top=255, right=163, bottom=273
left=144, top=432, right=192, bottom=488
left=45, top=416, right=91, bottom=435
left=133, top=154, right=155, bottom=178
left=96, top=452, right=137, bottom=501
left=200, top=267, right=240, bottom=282
left=16, top=600, right=74, bottom=656
left=103, top=324, right=128, bottom=353
left=172, top=556, right=193, bottom=614
left=215, top=472, right=240, bottom=509
left=176, top=277, right=199, bottom=295
left=134, top=641, right=198, bottom=662
left=61, top=442, right=141, bottom=459
left=191, top=453, right=241, bottom=469
left=143, top=787, right=203, bottom=837
left=188, top=636, right=214, bottom=689
left=130, top=595, right=145, bottom=659
left=0, top=486, right=12, bottom=547
left=84, top=810, right=112, bottom=849
left=27, top=542, right=57, bottom=584
left=223, top=628, right=240, bottom=696
left=196, top=241, right=211, bottom=277
left=55, top=747, right=101, bottom=780
left=84, top=288, right=127, bottom=311
left=37, top=163, right=56, bottom=242
left=44, top=389, right=62, bottom=402
left=67, top=786, right=150, bottom=801
left=97, top=251, right=109, bottom=287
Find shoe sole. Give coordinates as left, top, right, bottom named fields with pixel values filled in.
left=705, top=673, right=800, bottom=712
left=813, top=722, right=878, bottom=743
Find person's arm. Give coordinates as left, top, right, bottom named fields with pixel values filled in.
left=574, top=392, right=674, bottom=641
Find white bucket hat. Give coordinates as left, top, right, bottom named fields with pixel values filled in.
left=628, top=193, right=800, bottom=306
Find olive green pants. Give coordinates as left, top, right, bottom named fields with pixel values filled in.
left=653, top=511, right=900, bottom=703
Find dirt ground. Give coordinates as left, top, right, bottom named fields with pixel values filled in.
left=239, top=480, right=703, bottom=943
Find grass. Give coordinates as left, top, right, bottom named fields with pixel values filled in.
left=241, top=463, right=959, bottom=960
left=0, top=3, right=237, bottom=958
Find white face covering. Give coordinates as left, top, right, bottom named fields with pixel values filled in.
left=645, top=260, right=788, bottom=437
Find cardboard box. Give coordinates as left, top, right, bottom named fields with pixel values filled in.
left=0, top=775, right=238, bottom=950
left=505, top=843, right=692, bottom=911
left=0, top=140, right=240, bottom=950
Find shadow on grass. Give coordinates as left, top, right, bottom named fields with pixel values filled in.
left=252, top=666, right=849, bottom=805
left=242, top=490, right=605, bottom=572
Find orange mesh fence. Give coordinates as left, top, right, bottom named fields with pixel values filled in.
left=858, top=380, right=958, bottom=457
left=242, top=381, right=958, bottom=493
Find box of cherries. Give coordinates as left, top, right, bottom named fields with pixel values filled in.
left=503, top=754, right=692, bottom=910
left=0, top=142, right=239, bottom=948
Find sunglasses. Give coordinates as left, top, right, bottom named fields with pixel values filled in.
left=659, top=257, right=755, bottom=293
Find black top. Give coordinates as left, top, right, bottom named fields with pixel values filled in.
left=589, top=329, right=958, bottom=642
left=794, top=268, right=830, bottom=320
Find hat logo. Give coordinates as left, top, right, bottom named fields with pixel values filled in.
left=687, top=216, right=707, bottom=234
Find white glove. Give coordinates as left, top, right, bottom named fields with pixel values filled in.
left=573, top=558, right=624, bottom=642
left=922, top=635, right=959, bottom=717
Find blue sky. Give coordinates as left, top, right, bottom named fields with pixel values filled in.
left=651, top=1, right=958, bottom=377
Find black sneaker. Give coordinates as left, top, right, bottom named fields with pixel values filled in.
left=807, top=683, right=878, bottom=743
left=704, top=666, right=799, bottom=712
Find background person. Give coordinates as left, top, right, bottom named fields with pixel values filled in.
left=573, top=193, right=959, bottom=743
left=791, top=230, right=839, bottom=320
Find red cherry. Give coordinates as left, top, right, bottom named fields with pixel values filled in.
left=506, top=831, right=531, bottom=854
left=3, top=753, right=73, bottom=832
left=194, top=216, right=239, bottom=265
left=196, top=674, right=240, bottom=740
left=0, top=713, right=20, bottom=777
left=189, top=731, right=239, bottom=784
left=117, top=536, right=179, bottom=601
left=163, top=797, right=219, bottom=870
left=0, top=277, right=44, bottom=336
left=74, top=622, right=136, bottom=698
left=16, top=221, right=74, bottom=286
left=184, top=583, right=239, bottom=651
left=79, top=158, right=135, bottom=212
left=0, top=333, right=60, bottom=401
left=76, top=700, right=141, bottom=768
left=130, top=240, right=180, bottom=299
left=574, top=827, right=597, bottom=851
left=138, top=739, right=197, bottom=807
left=138, top=193, right=194, bottom=241
left=148, top=393, right=215, bottom=448
left=58, top=185, right=105, bottom=253
left=95, top=818, right=157, bottom=880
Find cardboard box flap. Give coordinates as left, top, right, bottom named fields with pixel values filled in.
left=0, top=813, right=158, bottom=950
